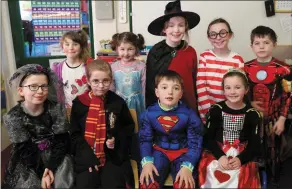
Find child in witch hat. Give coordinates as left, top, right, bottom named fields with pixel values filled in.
left=145, top=0, right=200, bottom=113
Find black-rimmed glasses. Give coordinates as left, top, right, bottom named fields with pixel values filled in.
left=208, top=29, right=229, bottom=39
left=21, top=85, right=49, bottom=91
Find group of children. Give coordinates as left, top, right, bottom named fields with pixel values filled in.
left=2, top=0, right=292, bottom=188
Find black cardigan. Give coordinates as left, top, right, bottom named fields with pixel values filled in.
left=70, top=91, right=135, bottom=173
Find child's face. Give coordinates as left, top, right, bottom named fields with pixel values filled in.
left=117, top=42, right=136, bottom=63
left=62, top=37, right=81, bottom=60
left=18, top=74, right=49, bottom=106
left=208, top=23, right=232, bottom=50
left=251, top=35, right=276, bottom=62
left=87, top=70, right=112, bottom=97
left=163, top=16, right=186, bottom=45
left=155, top=78, right=183, bottom=109
left=223, top=76, right=248, bottom=105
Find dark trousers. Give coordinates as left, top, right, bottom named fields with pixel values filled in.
left=76, top=160, right=134, bottom=188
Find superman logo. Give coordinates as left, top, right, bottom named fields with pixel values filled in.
left=157, top=116, right=179, bottom=133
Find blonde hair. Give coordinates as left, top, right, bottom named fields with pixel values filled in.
left=86, top=59, right=113, bottom=80
left=161, top=16, right=190, bottom=49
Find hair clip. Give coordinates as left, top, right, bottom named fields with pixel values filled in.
left=226, top=68, right=245, bottom=75
left=225, top=68, right=248, bottom=80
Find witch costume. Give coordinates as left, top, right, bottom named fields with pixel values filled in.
left=146, top=0, right=200, bottom=112
left=2, top=64, right=73, bottom=188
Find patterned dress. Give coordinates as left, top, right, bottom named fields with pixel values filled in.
left=111, top=60, right=146, bottom=118
left=199, top=101, right=262, bottom=188
left=52, top=59, right=89, bottom=119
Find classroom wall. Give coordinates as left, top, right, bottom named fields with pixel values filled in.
left=1, top=1, right=18, bottom=150
left=132, top=1, right=292, bottom=61
left=92, top=1, right=130, bottom=55
left=1, top=0, right=291, bottom=150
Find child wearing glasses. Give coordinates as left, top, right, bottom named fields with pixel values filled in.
left=196, top=18, right=244, bottom=124
left=2, top=64, right=73, bottom=189
left=110, top=32, right=146, bottom=118
left=52, top=30, right=94, bottom=118
left=70, top=60, right=135, bottom=188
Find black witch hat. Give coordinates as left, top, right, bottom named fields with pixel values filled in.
left=148, top=0, right=200, bottom=36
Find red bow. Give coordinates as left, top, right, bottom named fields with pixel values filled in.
left=223, top=139, right=240, bottom=153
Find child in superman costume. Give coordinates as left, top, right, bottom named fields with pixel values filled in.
left=139, top=70, right=203, bottom=189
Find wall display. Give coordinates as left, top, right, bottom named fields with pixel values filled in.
left=275, top=1, right=292, bottom=13
left=31, top=0, right=81, bottom=44
left=20, top=0, right=90, bottom=57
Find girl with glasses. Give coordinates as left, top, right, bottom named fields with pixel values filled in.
left=3, top=64, right=73, bottom=189
left=196, top=18, right=244, bottom=124
left=70, top=60, right=135, bottom=188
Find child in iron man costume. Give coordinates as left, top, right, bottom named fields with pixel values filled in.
left=244, top=25, right=292, bottom=186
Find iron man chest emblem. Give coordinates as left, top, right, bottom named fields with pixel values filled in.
left=256, top=70, right=268, bottom=81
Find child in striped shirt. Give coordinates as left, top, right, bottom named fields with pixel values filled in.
left=196, top=18, right=244, bottom=124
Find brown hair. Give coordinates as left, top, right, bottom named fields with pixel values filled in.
left=250, top=25, right=277, bottom=44
left=222, top=69, right=249, bottom=89
left=155, top=70, right=184, bottom=89
left=86, top=59, right=113, bottom=80
left=60, top=30, right=90, bottom=63
left=207, top=18, right=233, bottom=37
left=162, top=16, right=190, bottom=47
left=110, top=32, right=145, bottom=53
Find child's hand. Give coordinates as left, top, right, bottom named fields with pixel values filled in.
left=41, top=175, right=51, bottom=189
left=140, top=163, right=159, bottom=186
left=106, top=137, right=115, bottom=149
left=89, top=165, right=99, bottom=172
left=251, top=101, right=265, bottom=112
left=228, top=157, right=241, bottom=170
left=41, top=168, right=54, bottom=189
left=175, top=166, right=195, bottom=189
left=273, top=116, right=286, bottom=135
left=218, top=156, right=230, bottom=170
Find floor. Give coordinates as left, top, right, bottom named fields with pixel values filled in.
left=1, top=146, right=291, bottom=188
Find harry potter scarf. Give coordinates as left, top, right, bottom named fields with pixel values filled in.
left=78, top=90, right=106, bottom=166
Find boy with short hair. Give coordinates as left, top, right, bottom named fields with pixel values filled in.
left=244, top=25, right=292, bottom=186
left=139, top=70, right=203, bottom=188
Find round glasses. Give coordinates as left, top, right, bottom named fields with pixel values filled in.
left=21, top=84, right=49, bottom=91
left=208, top=29, right=229, bottom=39
left=90, top=79, right=111, bottom=87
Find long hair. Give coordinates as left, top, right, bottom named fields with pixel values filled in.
left=60, top=30, right=90, bottom=63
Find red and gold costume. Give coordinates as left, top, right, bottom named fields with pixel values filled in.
left=244, top=58, right=292, bottom=184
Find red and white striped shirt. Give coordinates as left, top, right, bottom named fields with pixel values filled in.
left=196, top=50, right=244, bottom=123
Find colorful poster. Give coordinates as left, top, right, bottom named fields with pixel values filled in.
left=31, top=0, right=81, bottom=44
